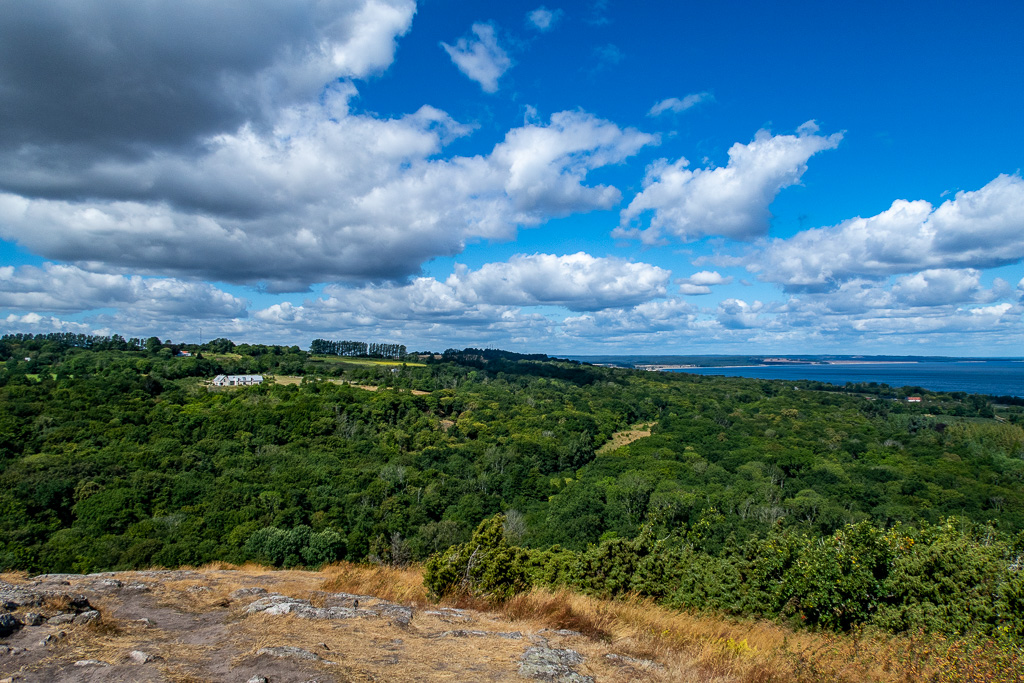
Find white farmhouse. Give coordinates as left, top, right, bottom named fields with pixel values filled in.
left=211, top=374, right=264, bottom=387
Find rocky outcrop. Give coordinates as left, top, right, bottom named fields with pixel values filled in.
left=256, top=645, right=325, bottom=661
left=244, top=591, right=413, bottom=626
left=0, top=569, right=665, bottom=682
left=518, top=646, right=594, bottom=682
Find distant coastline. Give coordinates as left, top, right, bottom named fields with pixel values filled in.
left=823, top=360, right=918, bottom=365
left=636, top=360, right=922, bottom=371
left=570, top=354, right=1017, bottom=369
left=567, top=356, right=1024, bottom=398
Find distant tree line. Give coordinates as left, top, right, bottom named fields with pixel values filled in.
left=1, top=332, right=145, bottom=352
left=310, top=338, right=406, bottom=359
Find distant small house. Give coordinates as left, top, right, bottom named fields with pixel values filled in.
left=907, top=396, right=922, bottom=403
left=177, top=351, right=192, bottom=357
left=212, top=374, right=263, bottom=387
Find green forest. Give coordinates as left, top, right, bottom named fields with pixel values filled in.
left=2, top=333, right=1023, bottom=642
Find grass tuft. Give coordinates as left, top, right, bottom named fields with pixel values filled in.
left=319, top=561, right=430, bottom=605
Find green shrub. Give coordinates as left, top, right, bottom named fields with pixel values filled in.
left=525, top=544, right=579, bottom=588
left=874, top=519, right=1015, bottom=636
left=423, top=514, right=531, bottom=601
left=781, top=521, right=899, bottom=630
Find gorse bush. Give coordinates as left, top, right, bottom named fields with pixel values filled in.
left=423, top=514, right=531, bottom=601
left=430, top=513, right=1024, bottom=643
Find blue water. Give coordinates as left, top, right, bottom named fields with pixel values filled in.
left=668, top=361, right=1024, bottom=398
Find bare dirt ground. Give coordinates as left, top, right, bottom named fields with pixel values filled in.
left=0, top=569, right=664, bottom=683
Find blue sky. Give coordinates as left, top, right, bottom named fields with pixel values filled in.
left=1, top=0, right=1022, bottom=354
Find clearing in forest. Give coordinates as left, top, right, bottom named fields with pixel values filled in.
left=272, top=376, right=428, bottom=394
left=597, top=422, right=656, bottom=454
left=308, top=355, right=426, bottom=367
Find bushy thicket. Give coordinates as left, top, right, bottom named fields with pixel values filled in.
left=426, top=513, right=1024, bottom=642
left=243, top=525, right=346, bottom=568
left=423, top=514, right=531, bottom=600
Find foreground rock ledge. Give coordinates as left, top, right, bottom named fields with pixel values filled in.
left=0, top=569, right=665, bottom=682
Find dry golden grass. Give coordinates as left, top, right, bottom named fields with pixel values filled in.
left=270, top=375, right=428, bottom=395
left=496, top=589, right=1024, bottom=683
left=229, top=611, right=529, bottom=682
left=315, top=563, right=1023, bottom=683
left=40, top=593, right=75, bottom=613
left=597, top=421, right=656, bottom=454
left=37, top=602, right=173, bottom=668
left=319, top=562, right=430, bottom=606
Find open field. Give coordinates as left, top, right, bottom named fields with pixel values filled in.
left=272, top=375, right=430, bottom=395
left=597, top=422, right=656, bottom=454
left=200, top=352, right=244, bottom=361
left=308, top=355, right=427, bottom=367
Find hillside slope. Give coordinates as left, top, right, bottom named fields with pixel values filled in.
left=3, top=564, right=1021, bottom=683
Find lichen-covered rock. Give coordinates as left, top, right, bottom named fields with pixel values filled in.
left=245, top=593, right=411, bottom=624
left=257, top=645, right=322, bottom=661
left=382, top=604, right=413, bottom=626
left=74, top=609, right=101, bottom=625
left=47, top=613, right=77, bottom=626
left=0, top=581, right=43, bottom=609
left=538, top=628, right=583, bottom=637
left=73, top=659, right=109, bottom=667
left=431, top=629, right=491, bottom=638
left=423, top=607, right=472, bottom=622
left=518, top=646, right=594, bottom=682
left=23, top=611, right=45, bottom=626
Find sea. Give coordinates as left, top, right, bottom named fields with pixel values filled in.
left=573, top=358, right=1024, bottom=398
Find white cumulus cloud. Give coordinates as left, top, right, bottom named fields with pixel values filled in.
left=441, top=23, right=512, bottom=93
left=449, top=252, right=670, bottom=310
left=748, top=174, right=1024, bottom=290
left=616, top=122, right=842, bottom=243
left=648, top=92, right=713, bottom=116
left=676, top=270, right=733, bottom=294
left=0, top=263, right=246, bottom=317
left=0, top=109, right=655, bottom=291
left=717, top=298, right=765, bottom=329
left=527, top=7, right=562, bottom=31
